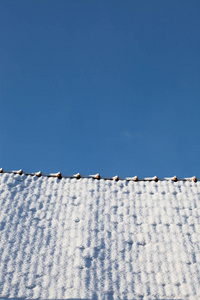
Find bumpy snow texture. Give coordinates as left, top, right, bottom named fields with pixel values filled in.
left=0, top=173, right=200, bottom=300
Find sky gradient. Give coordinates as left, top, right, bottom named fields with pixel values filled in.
left=0, top=0, right=200, bottom=178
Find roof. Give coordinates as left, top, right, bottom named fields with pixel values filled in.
left=0, top=172, right=200, bottom=299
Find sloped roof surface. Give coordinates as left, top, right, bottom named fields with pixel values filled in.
left=0, top=173, right=200, bottom=299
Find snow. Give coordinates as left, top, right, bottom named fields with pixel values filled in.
left=0, top=173, right=200, bottom=299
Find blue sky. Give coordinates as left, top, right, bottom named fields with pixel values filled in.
left=0, top=0, right=200, bottom=178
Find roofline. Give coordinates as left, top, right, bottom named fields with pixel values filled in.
left=0, top=169, right=198, bottom=182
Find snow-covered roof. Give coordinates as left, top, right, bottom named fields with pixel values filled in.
left=0, top=172, right=200, bottom=299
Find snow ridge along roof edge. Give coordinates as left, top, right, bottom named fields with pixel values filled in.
left=0, top=169, right=198, bottom=182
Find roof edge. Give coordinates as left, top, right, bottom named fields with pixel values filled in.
left=0, top=169, right=198, bottom=182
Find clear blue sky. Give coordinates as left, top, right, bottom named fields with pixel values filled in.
left=0, top=0, right=200, bottom=178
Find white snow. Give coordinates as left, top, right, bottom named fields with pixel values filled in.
left=0, top=173, right=200, bottom=299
